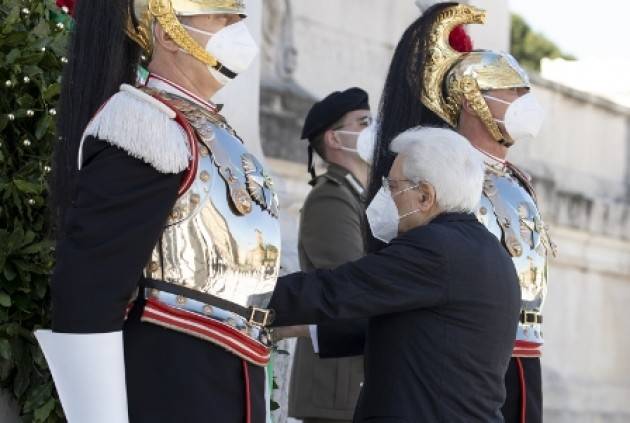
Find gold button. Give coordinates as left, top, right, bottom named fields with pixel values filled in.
left=511, top=242, right=523, bottom=257
left=200, top=146, right=209, bottom=157
left=170, top=207, right=182, bottom=220
left=190, top=193, right=200, bottom=205
left=199, top=171, right=210, bottom=182
left=479, top=207, right=487, bottom=215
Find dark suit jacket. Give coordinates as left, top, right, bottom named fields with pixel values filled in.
left=270, top=213, right=521, bottom=423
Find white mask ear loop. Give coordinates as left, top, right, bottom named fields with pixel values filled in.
left=399, top=208, right=421, bottom=220
left=390, top=184, right=419, bottom=198
left=181, top=24, right=215, bottom=38
left=394, top=183, right=421, bottom=219
left=335, top=130, right=361, bottom=136
left=483, top=95, right=509, bottom=126
left=174, top=24, right=214, bottom=56
left=483, top=95, right=512, bottom=105
left=333, top=130, right=360, bottom=153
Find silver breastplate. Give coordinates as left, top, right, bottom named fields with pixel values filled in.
left=476, top=163, right=556, bottom=344
left=145, top=98, right=281, bottom=310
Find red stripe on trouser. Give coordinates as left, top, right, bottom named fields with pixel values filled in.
left=515, top=357, right=526, bottom=423
left=242, top=360, right=251, bottom=423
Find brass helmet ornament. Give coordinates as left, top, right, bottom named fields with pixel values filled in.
left=420, top=4, right=531, bottom=146
left=127, top=0, right=247, bottom=78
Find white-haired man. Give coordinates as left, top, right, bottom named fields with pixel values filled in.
left=269, top=127, right=521, bottom=422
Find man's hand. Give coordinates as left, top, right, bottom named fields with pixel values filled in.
left=271, top=325, right=310, bottom=342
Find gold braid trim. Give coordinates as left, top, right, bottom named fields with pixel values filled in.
left=460, top=76, right=505, bottom=143
left=149, top=0, right=219, bottom=67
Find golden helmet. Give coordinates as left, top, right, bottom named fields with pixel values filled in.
left=420, top=4, right=531, bottom=146
left=127, top=0, right=246, bottom=69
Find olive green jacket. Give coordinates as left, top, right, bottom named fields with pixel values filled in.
left=289, top=164, right=366, bottom=421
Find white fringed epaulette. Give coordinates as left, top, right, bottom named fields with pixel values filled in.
left=78, top=84, right=191, bottom=174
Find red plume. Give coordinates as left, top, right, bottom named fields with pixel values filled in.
left=449, top=25, right=473, bottom=53
left=56, top=0, right=76, bottom=16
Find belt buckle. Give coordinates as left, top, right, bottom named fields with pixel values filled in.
left=521, top=311, right=541, bottom=324
left=248, top=307, right=274, bottom=327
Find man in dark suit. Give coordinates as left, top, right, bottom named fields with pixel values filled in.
left=270, top=127, right=521, bottom=423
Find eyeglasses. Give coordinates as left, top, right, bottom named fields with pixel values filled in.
left=382, top=176, right=420, bottom=197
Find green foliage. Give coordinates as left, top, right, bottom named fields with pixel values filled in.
left=510, top=13, right=576, bottom=72
left=0, top=0, right=70, bottom=421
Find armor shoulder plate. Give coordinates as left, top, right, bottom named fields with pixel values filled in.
left=79, top=84, right=191, bottom=174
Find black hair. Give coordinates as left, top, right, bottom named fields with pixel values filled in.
left=365, top=2, right=456, bottom=252
left=51, top=0, right=141, bottom=232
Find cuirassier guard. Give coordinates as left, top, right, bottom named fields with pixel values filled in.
left=37, top=0, right=280, bottom=421
left=367, top=3, right=558, bottom=422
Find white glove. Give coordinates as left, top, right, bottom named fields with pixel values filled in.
left=35, top=330, right=129, bottom=423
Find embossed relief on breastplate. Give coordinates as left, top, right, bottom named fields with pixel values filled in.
left=242, top=153, right=279, bottom=217
left=477, top=167, right=553, bottom=310
left=143, top=90, right=282, bottom=309
left=144, top=89, right=279, bottom=218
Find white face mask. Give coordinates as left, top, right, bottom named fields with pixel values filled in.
left=357, top=123, right=377, bottom=164
left=335, top=124, right=376, bottom=165
left=366, top=187, right=399, bottom=243
left=182, top=21, right=259, bottom=86
left=484, top=93, right=545, bottom=144
left=366, top=184, right=420, bottom=243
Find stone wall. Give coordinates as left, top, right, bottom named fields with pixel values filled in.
left=514, top=76, right=630, bottom=422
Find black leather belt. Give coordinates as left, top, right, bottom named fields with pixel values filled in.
left=140, top=277, right=275, bottom=327
left=520, top=311, right=542, bottom=324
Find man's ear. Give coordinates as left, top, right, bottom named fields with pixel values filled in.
left=462, top=98, right=475, bottom=115
left=153, top=23, right=180, bottom=53
left=324, top=130, right=340, bottom=150
left=418, top=182, right=436, bottom=211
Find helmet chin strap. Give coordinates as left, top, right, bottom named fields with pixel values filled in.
left=483, top=95, right=515, bottom=147
left=491, top=120, right=514, bottom=147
